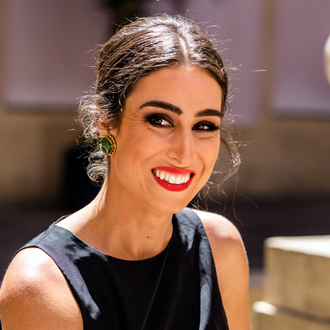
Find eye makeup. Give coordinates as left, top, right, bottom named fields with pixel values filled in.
left=193, top=121, right=221, bottom=132
left=144, top=113, right=173, bottom=128
left=144, top=112, right=221, bottom=132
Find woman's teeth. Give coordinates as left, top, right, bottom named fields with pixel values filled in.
left=153, top=169, right=191, bottom=185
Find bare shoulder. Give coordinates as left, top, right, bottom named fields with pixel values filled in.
left=191, top=209, right=248, bottom=275
left=192, top=209, right=244, bottom=247
left=0, top=248, right=82, bottom=330
left=191, top=209, right=248, bottom=276
left=191, top=209, right=251, bottom=330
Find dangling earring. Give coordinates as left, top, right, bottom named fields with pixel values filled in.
left=98, top=133, right=117, bottom=155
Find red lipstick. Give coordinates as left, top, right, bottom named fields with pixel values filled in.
left=152, top=166, right=195, bottom=192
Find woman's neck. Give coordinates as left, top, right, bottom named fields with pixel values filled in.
left=59, top=180, right=174, bottom=260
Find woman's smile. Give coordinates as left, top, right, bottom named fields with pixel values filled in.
left=106, top=66, right=222, bottom=213
left=152, top=166, right=196, bottom=191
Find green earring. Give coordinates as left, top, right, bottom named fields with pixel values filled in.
left=98, top=134, right=117, bottom=155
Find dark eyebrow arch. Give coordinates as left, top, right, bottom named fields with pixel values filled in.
left=196, top=109, right=223, bottom=119
left=140, top=100, right=223, bottom=118
left=140, top=101, right=182, bottom=115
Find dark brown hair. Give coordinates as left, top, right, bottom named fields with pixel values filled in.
left=78, top=15, right=240, bottom=185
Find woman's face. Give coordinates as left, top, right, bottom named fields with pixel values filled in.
left=106, top=66, right=223, bottom=214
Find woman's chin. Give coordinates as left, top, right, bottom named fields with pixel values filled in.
left=148, top=195, right=193, bottom=215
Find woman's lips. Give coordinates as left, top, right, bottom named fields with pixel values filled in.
left=151, top=166, right=195, bottom=192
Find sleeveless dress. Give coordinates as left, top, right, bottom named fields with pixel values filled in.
left=18, top=208, right=229, bottom=330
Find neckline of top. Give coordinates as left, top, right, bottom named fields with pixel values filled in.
left=52, top=215, right=176, bottom=263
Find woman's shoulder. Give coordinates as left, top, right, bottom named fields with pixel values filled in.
left=190, top=208, right=248, bottom=286
left=1, top=247, right=66, bottom=289
left=191, top=209, right=250, bottom=329
left=0, top=248, right=82, bottom=330
left=190, top=209, right=243, bottom=245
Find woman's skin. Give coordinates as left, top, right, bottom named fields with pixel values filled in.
left=0, top=66, right=250, bottom=330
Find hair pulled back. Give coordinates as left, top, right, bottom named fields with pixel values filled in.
left=78, top=15, right=240, bottom=185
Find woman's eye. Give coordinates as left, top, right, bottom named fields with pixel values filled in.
left=193, top=122, right=220, bottom=132
left=146, top=114, right=172, bottom=127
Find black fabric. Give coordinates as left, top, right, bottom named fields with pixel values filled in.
left=19, top=208, right=228, bottom=330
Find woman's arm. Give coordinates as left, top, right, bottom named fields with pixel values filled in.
left=193, top=210, right=251, bottom=330
left=0, top=248, right=83, bottom=330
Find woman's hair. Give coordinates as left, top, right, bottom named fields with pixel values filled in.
left=78, top=14, right=240, bottom=187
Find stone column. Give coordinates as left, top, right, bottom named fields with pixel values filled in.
left=252, top=236, right=330, bottom=330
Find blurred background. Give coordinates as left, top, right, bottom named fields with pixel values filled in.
left=0, top=0, right=330, bottom=314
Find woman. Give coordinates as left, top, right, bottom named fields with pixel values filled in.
left=0, top=15, right=250, bottom=330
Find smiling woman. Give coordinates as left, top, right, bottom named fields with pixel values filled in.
left=0, top=15, right=250, bottom=330
left=104, top=67, right=223, bottom=213
left=79, top=15, right=239, bottom=186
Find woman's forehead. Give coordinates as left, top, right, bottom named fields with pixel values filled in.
left=125, top=67, right=222, bottom=114
left=132, top=66, right=221, bottom=96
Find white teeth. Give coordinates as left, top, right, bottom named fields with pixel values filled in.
left=175, top=175, right=182, bottom=184
left=153, top=169, right=191, bottom=185
left=169, top=175, right=176, bottom=184
left=165, top=173, right=170, bottom=181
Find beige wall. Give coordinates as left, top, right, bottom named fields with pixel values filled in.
left=237, top=119, right=330, bottom=198
left=0, top=1, right=330, bottom=204
left=0, top=109, right=77, bottom=202
left=0, top=0, right=76, bottom=203
left=236, top=0, right=330, bottom=198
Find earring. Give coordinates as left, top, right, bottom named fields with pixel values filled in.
left=98, top=134, right=117, bottom=155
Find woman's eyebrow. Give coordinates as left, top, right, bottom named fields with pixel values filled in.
left=196, top=109, right=223, bottom=119
left=139, top=101, right=182, bottom=115
left=140, top=100, right=223, bottom=118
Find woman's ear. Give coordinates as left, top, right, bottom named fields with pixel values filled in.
left=98, top=116, right=112, bottom=136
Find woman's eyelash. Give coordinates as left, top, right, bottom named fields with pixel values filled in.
left=193, top=122, right=220, bottom=131
left=145, top=114, right=173, bottom=127
left=145, top=114, right=220, bottom=131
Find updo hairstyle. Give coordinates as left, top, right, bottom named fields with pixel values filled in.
left=78, top=15, right=240, bottom=186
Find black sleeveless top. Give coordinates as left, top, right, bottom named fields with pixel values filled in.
left=19, top=208, right=228, bottom=330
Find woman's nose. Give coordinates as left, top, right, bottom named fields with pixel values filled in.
left=167, top=130, right=195, bottom=167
